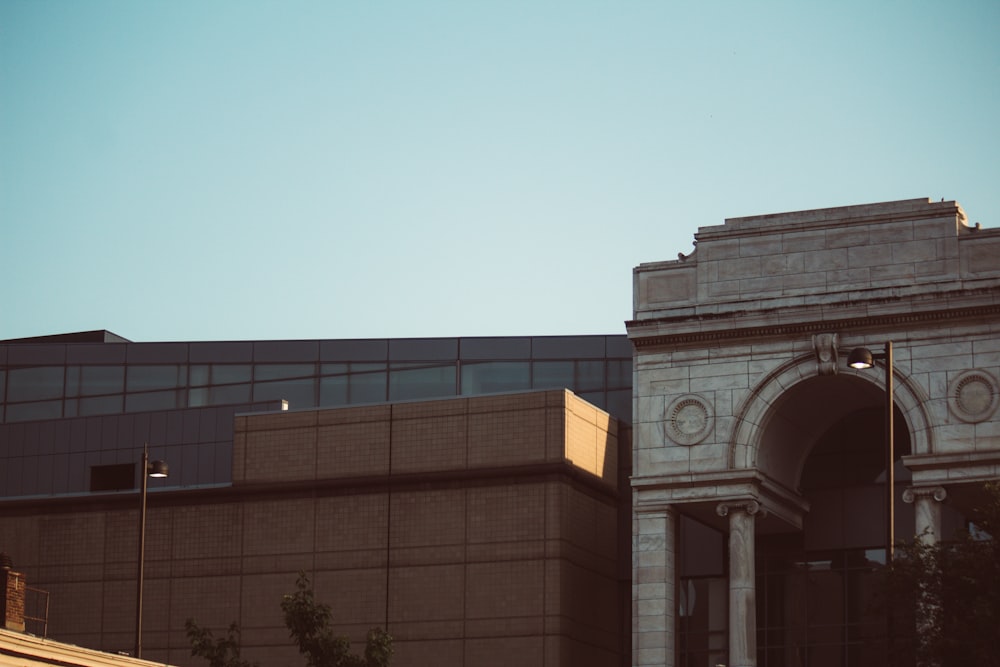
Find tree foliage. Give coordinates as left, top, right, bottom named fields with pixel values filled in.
left=184, top=619, right=258, bottom=667
left=187, top=573, right=391, bottom=667
left=889, top=483, right=1000, bottom=667
left=280, top=572, right=392, bottom=667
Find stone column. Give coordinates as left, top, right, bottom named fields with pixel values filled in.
left=633, top=507, right=677, bottom=667
left=902, top=486, right=947, bottom=544
left=902, top=485, right=947, bottom=667
left=717, top=500, right=763, bottom=667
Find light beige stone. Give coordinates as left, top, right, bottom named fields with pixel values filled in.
left=630, top=198, right=1000, bottom=666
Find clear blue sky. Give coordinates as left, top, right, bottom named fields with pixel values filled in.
left=2, top=1, right=998, bottom=342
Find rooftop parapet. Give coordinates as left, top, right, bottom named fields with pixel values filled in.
left=630, top=198, right=1000, bottom=340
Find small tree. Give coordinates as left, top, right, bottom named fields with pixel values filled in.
left=184, top=619, right=258, bottom=667
left=889, top=482, right=1000, bottom=666
left=187, top=573, right=391, bottom=667
left=281, top=572, right=392, bottom=667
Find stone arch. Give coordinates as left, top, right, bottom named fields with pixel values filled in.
left=730, top=353, right=934, bottom=489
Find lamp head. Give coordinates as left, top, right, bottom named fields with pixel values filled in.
left=847, top=347, right=875, bottom=369
left=147, top=460, right=169, bottom=478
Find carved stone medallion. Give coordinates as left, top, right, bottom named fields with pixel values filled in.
left=948, top=370, right=999, bottom=423
left=666, top=394, right=713, bottom=445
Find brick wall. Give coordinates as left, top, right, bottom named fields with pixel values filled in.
left=2, top=569, right=26, bottom=632
left=0, top=390, right=623, bottom=667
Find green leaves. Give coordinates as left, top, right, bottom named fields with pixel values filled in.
left=188, top=572, right=392, bottom=667
left=184, top=618, right=258, bottom=667
left=889, top=482, right=1000, bottom=667
left=280, top=572, right=393, bottom=667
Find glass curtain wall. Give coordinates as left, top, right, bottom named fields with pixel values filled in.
left=0, top=336, right=631, bottom=498
left=3, top=356, right=630, bottom=421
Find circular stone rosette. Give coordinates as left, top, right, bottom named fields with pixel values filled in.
left=665, top=394, right=714, bottom=445
left=948, top=370, right=1000, bottom=423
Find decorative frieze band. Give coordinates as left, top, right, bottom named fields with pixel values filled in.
left=628, top=303, right=1000, bottom=348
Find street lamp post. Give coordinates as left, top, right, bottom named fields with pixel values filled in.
left=136, top=444, right=168, bottom=659
left=847, top=341, right=895, bottom=663
left=847, top=341, right=895, bottom=560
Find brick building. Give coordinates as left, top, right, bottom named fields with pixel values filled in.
left=0, top=336, right=630, bottom=667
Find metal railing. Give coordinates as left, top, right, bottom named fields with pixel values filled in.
left=24, top=584, right=50, bottom=638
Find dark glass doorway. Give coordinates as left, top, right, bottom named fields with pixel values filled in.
left=755, top=405, right=914, bottom=667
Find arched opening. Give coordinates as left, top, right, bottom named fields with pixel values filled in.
left=754, top=374, right=914, bottom=666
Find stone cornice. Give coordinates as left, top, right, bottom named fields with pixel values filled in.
left=631, top=467, right=809, bottom=529
left=627, top=302, right=1000, bottom=349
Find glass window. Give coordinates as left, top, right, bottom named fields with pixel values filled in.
left=577, top=391, right=606, bottom=413
left=66, top=395, right=124, bottom=417
left=348, top=364, right=386, bottom=404
left=319, top=375, right=348, bottom=407
left=0, top=369, right=5, bottom=403
left=388, top=363, right=456, bottom=401
left=188, top=387, right=207, bottom=407
left=678, top=577, right=727, bottom=667
left=253, top=378, right=317, bottom=408
left=190, top=364, right=252, bottom=387
left=125, top=389, right=185, bottom=412
left=318, top=363, right=350, bottom=405
left=576, top=361, right=605, bottom=392
left=756, top=537, right=897, bottom=665
left=607, top=359, right=632, bottom=390
left=532, top=361, right=574, bottom=390
left=6, top=400, right=63, bottom=422
left=189, top=365, right=210, bottom=387
left=127, top=365, right=187, bottom=392
left=254, top=364, right=316, bottom=382
left=533, top=360, right=612, bottom=393
left=606, top=389, right=631, bottom=424
left=7, top=367, right=64, bottom=402
left=66, top=366, right=125, bottom=397
left=65, top=366, right=80, bottom=396
left=460, top=361, right=530, bottom=395
left=189, top=384, right=252, bottom=407
left=215, top=364, right=252, bottom=384
left=216, top=383, right=251, bottom=405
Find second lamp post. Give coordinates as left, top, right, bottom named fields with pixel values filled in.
left=136, top=445, right=168, bottom=659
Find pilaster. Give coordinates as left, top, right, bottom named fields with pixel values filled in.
left=632, top=506, right=677, bottom=667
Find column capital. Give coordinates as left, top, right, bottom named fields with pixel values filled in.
left=716, top=499, right=765, bottom=518
left=902, top=486, right=947, bottom=504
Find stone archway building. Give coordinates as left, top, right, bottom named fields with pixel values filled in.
left=627, top=199, right=1000, bottom=667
